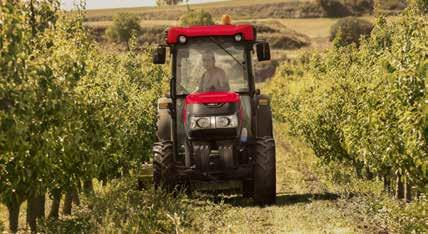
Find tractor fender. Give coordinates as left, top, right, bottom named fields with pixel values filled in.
left=156, top=97, right=172, bottom=141
left=255, top=94, right=273, bottom=138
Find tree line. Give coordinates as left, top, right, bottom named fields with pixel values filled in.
left=0, top=1, right=167, bottom=232
left=266, top=1, right=427, bottom=203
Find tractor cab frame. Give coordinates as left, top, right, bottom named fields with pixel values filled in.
left=152, top=21, right=276, bottom=205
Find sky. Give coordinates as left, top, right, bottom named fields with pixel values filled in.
left=61, top=0, right=222, bottom=10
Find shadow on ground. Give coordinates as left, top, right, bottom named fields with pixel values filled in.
left=196, top=191, right=340, bottom=208
left=275, top=192, right=340, bottom=206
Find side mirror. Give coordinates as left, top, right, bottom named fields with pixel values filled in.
left=153, top=46, right=166, bottom=64
left=256, top=42, right=271, bottom=61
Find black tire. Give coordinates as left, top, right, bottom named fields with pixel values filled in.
left=153, top=141, right=174, bottom=190
left=254, top=137, right=276, bottom=205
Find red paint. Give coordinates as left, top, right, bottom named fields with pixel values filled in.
left=185, top=92, right=240, bottom=104
left=182, top=92, right=243, bottom=125
left=167, top=25, right=255, bottom=44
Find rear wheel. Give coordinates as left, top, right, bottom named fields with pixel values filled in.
left=153, top=141, right=175, bottom=191
left=254, top=137, right=276, bottom=205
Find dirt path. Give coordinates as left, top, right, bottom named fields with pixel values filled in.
left=185, top=131, right=368, bottom=233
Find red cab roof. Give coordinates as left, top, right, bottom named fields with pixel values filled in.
left=166, top=24, right=255, bottom=44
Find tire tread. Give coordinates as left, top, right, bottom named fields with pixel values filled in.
left=254, top=137, right=276, bottom=205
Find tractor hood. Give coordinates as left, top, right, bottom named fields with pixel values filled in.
left=184, top=92, right=242, bottom=140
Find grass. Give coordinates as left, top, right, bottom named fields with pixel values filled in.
left=182, top=123, right=375, bottom=233
left=1, top=122, right=426, bottom=233
left=0, top=178, right=194, bottom=233
left=182, top=122, right=427, bottom=233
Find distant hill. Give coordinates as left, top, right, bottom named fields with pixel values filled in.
left=85, top=0, right=320, bottom=21
left=85, top=0, right=399, bottom=22
left=84, top=0, right=407, bottom=22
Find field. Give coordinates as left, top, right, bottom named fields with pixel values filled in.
left=1, top=0, right=426, bottom=233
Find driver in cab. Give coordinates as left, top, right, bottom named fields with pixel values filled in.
left=198, top=52, right=230, bottom=92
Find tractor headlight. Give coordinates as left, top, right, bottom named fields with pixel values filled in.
left=196, top=117, right=211, bottom=128
left=190, top=114, right=238, bottom=130
left=190, top=116, right=211, bottom=129
left=215, top=115, right=238, bottom=128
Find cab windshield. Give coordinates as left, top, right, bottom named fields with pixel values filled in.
left=176, top=37, right=248, bottom=95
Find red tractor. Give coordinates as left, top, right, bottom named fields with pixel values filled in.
left=152, top=17, right=275, bottom=205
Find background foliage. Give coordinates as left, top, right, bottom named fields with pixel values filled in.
left=1, top=0, right=427, bottom=232
left=329, top=16, right=373, bottom=46
left=266, top=2, right=427, bottom=196
left=156, top=0, right=184, bottom=6
left=0, top=0, right=167, bottom=231
left=179, top=9, right=214, bottom=26
left=105, top=12, right=141, bottom=44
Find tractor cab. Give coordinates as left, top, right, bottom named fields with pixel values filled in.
left=152, top=16, right=276, bottom=205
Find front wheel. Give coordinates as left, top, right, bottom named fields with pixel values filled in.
left=153, top=141, right=175, bottom=190
left=253, top=137, right=276, bottom=205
